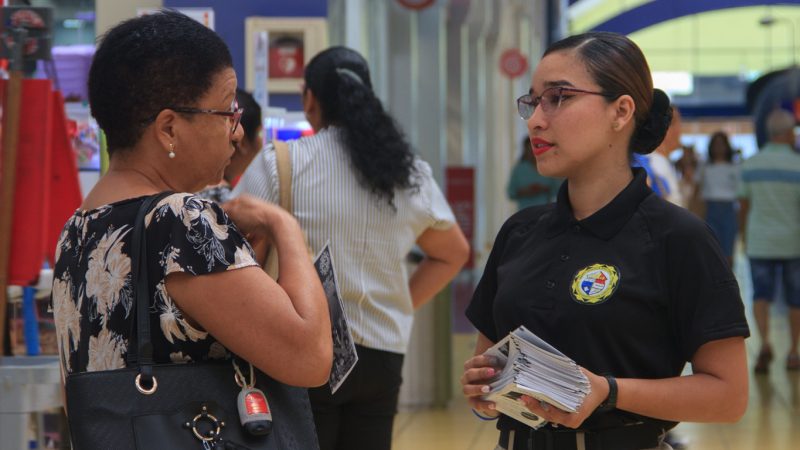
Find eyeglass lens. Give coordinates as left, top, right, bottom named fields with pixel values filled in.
left=517, top=88, right=564, bottom=120
left=230, top=100, right=241, bottom=134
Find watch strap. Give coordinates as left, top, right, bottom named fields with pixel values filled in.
left=598, top=375, right=618, bottom=412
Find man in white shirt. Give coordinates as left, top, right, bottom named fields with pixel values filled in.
left=647, top=106, right=685, bottom=207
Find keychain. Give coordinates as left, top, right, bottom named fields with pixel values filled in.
left=233, top=360, right=273, bottom=436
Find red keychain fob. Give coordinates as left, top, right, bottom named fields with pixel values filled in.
left=237, top=387, right=273, bottom=436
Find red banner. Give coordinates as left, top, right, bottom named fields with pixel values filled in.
left=2, top=80, right=81, bottom=285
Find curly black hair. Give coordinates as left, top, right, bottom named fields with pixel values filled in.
left=88, top=10, right=233, bottom=154
left=304, top=46, right=417, bottom=207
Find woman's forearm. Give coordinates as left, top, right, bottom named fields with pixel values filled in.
left=269, top=214, right=327, bottom=323
left=616, top=337, right=748, bottom=423
left=617, top=373, right=745, bottom=422
left=409, top=225, right=470, bottom=309
left=409, top=257, right=463, bottom=309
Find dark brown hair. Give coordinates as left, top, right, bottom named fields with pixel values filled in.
left=544, top=32, right=671, bottom=155
left=707, top=131, right=734, bottom=163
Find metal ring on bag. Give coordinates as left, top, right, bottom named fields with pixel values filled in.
left=135, top=374, right=158, bottom=395
left=190, top=406, right=224, bottom=442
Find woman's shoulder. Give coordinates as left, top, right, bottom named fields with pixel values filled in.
left=500, top=204, right=554, bottom=236
left=147, top=192, right=229, bottom=224
left=707, top=162, right=739, bottom=172
left=59, top=194, right=157, bottom=240
left=152, top=192, right=219, bottom=210
left=639, top=194, right=714, bottom=241
left=292, top=126, right=345, bottom=151
left=148, top=192, right=256, bottom=275
left=280, top=128, right=348, bottom=168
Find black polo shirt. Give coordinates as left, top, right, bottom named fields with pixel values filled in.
left=467, top=168, right=749, bottom=432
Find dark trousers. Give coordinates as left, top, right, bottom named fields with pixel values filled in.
left=498, top=426, right=671, bottom=450
left=309, top=345, right=404, bottom=450
left=705, top=200, right=737, bottom=259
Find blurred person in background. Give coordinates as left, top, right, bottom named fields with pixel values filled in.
left=200, top=88, right=263, bottom=203
left=676, top=145, right=704, bottom=219
left=507, top=136, right=562, bottom=210
left=646, top=106, right=685, bottom=207
left=740, top=109, right=800, bottom=373
left=699, top=131, right=740, bottom=267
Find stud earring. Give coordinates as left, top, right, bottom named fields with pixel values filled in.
left=168, top=143, right=176, bottom=159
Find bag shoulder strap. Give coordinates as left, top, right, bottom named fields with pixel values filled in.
left=274, top=140, right=293, bottom=212
left=265, top=141, right=295, bottom=279
left=127, top=191, right=173, bottom=370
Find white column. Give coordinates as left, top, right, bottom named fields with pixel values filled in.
left=343, top=0, right=365, bottom=53
left=366, top=0, right=390, bottom=103
left=462, top=0, right=492, bottom=265
left=327, top=0, right=346, bottom=46
left=415, top=3, right=447, bottom=180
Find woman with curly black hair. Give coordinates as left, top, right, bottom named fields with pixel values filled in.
left=236, top=46, right=469, bottom=450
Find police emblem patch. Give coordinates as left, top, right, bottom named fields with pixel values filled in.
left=570, top=264, right=620, bottom=305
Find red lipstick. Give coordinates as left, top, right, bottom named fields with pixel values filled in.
left=531, top=138, right=554, bottom=156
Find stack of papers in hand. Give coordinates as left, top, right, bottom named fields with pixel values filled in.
left=481, top=326, right=591, bottom=428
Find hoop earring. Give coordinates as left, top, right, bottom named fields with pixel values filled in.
left=168, top=143, right=176, bottom=159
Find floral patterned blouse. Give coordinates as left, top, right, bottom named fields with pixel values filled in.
left=51, top=193, right=258, bottom=376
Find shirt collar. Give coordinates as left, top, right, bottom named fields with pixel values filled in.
left=763, top=142, right=795, bottom=153
left=546, top=168, right=653, bottom=240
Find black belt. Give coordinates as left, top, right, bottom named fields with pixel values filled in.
left=498, top=423, right=665, bottom=450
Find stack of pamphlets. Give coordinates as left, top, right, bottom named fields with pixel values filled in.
left=313, top=243, right=358, bottom=394
left=481, top=326, right=591, bottom=428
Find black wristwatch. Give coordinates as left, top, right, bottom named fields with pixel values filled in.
left=597, top=375, right=617, bottom=412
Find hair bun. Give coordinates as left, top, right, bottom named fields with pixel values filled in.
left=631, top=88, right=673, bottom=155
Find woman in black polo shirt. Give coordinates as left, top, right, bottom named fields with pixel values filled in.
left=461, top=32, right=749, bottom=450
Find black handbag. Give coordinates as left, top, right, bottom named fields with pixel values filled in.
left=65, top=193, right=320, bottom=450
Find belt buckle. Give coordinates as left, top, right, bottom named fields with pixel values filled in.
left=575, top=431, right=587, bottom=450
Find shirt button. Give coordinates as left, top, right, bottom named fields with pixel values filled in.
left=545, top=280, right=555, bottom=289
left=560, top=254, right=570, bottom=261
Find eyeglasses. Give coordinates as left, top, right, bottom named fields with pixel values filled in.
left=170, top=100, right=244, bottom=135
left=516, top=87, right=614, bottom=120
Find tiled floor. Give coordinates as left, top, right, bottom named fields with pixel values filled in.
left=393, top=254, right=800, bottom=449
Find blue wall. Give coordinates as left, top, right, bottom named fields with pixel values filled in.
left=164, top=0, right=327, bottom=111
